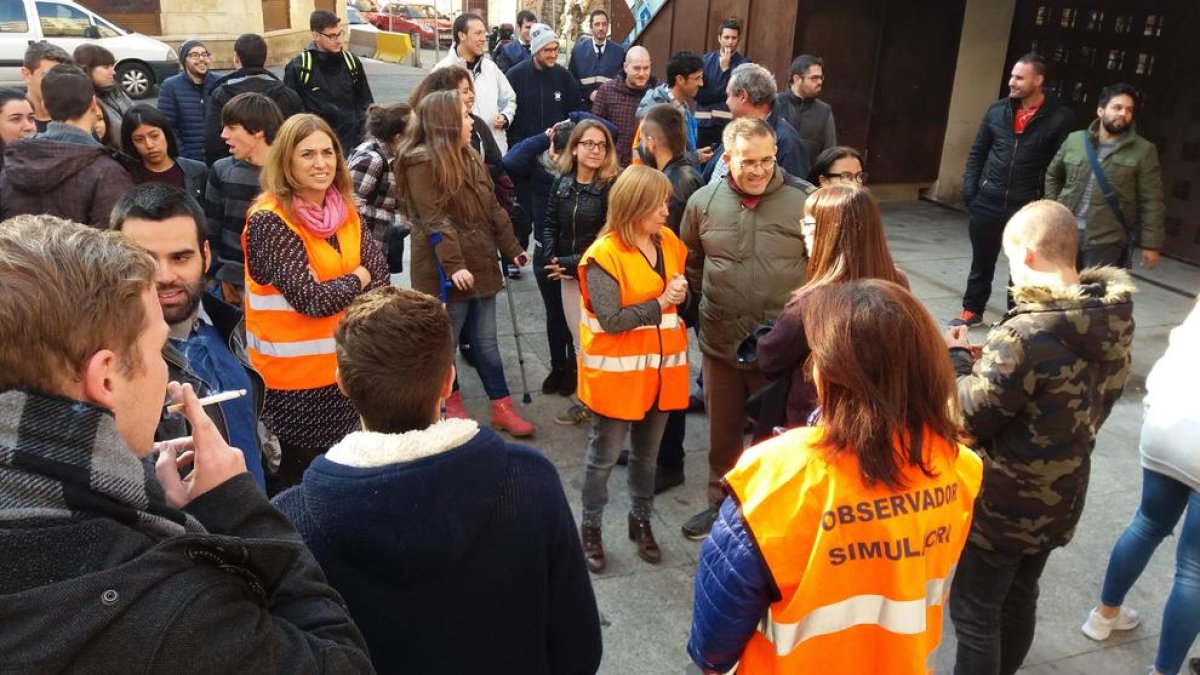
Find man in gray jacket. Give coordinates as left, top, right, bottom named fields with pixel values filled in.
left=1044, top=82, right=1164, bottom=270
left=679, top=116, right=809, bottom=539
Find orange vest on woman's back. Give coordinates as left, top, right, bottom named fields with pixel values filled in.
left=241, top=194, right=362, bottom=391
left=725, top=427, right=983, bottom=674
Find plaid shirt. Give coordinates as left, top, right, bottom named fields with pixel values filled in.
left=347, top=138, right=408, bottom=242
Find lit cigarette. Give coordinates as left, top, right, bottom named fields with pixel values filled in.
left=165, top=389, right=247, bottom=414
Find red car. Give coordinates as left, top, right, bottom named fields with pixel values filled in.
left=368, top=5, right=438, bottom=45
left=380, top=4, right=452, bottom=46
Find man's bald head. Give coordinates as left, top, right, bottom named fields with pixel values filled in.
left=1004, top=200, right=1079, bottom=270
left=625, top=46, right=652, bottom=89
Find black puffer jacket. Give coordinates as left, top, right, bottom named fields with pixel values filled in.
left=541, top=171, right=612, bottom=276
left=963, top=96, right=1075, bottom=213
left=662, top=155, right=703, bottom=234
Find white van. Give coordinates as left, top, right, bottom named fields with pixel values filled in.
left=0, top=0, right=178, bottom=99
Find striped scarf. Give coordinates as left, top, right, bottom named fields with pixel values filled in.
left=0, top=390, right=204, bottom=538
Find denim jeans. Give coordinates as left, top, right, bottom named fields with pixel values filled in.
left=580, top=409, right=669, bottom=527
left=446, top=297, right=510, bottom=400
left=949, top=541, right=1052, bottom=675
left=1078, top=243, right=1125, bottom=270
left=1099, top=468, right=1200, bottom=675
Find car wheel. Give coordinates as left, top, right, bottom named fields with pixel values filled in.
left=116, top=62, right=154, bottom=100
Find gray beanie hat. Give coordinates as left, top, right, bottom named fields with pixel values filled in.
left=178, top=39, right=206, bottom=65
left=528, top=23, right=557, bottom=56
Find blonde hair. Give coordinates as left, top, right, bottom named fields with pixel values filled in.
left=259, top=114, right=353, bottom=215
left=600, top=165, right=672, bottom=247
left=556, top=120, right=620, bottom=182
left=0, top=215, right=156, bottom=394
left=395, top=90, right=474, bottom=202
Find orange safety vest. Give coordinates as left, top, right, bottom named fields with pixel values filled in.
left=724, top=426, right=983, bottom=675
left=241, top=193, right=363, bottom=391
left=576, top=228, right=689, bottom=420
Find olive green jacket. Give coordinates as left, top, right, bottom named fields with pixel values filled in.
left=1044, top=120, right=1164, bottom=250
left=680, top=170, right=809, bottom=366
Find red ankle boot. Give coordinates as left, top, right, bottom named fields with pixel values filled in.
left=491, top=396, right=535, bottom=437
left=443, top=391, right=469, bottom=420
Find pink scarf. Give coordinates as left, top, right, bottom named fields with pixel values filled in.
left=293, top=187, right=348, bottom=238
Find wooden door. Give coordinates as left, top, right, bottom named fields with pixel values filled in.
left=1006, top=0, right=1200, bottom=263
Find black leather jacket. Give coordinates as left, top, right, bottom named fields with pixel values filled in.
left=541, top=172, right=612, bottom=276
left=963, top=95, right=1075, bottom=213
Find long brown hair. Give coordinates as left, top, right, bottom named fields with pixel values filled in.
left=556, top=120, right=620, bottom=182
left=803, top=185, right=902, bottom=291
left=407, top=66, right=472, bottom=108
left=395, top=90, right=474, bottom=202
left=801, top=279, right=967, bottom=490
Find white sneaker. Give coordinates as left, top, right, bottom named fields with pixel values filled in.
left=1081, top=606, right=1142, bottom=641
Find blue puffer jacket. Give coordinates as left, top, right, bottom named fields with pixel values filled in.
left=157, top=72, right=219, bottom=162
left=688, top=498, right=776, bottom=673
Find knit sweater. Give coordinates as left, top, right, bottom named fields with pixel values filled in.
left=273, top=421, right=603, bottom=675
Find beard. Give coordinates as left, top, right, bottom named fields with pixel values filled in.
left=159, top=280, right=205, bottom=326
left=1101, top=117, right=1130, bottom=135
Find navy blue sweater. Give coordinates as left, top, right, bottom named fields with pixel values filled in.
left=157, top=72, right=219, bottom=163
left=273, top=426, right=602, bottom=675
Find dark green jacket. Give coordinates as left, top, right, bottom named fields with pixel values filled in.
left=952, top=266, right=1135, bottom=554
left=681, top=169, right=808, bottom=366
left=1044, top=120, right=1164, bottom=250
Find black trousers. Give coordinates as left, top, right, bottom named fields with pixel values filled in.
left=962, top=202, right=1019, bottom=314
left=657, top=410, right=686, bottom=469
left=949, top=541, right=1053, bottom=675
left=533, top=244, right=575, bottom=372
left=1078, top=243, right=1125, bottom=270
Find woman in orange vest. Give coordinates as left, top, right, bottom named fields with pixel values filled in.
left=243, top=113, right=389, bottom=488
left=689, top=279, right=983, bottom=674
left=576, top=165, right=690, bottom=574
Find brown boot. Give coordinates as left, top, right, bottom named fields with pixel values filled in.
left=628, top=513, right=661, bottom=564
left=580, top=525, right=606, bottom=574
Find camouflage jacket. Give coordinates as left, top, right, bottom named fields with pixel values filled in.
left=951, top=266, right=1135, bottom=554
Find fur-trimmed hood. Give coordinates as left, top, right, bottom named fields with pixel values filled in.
left=1007, top=266, right=1136, bottom=364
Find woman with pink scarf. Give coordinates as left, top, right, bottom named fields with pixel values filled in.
left=243, top=113, right=389, bottom=489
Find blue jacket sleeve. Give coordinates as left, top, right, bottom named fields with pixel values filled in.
left=501, top=133, right=551, bottom=179
left=688, top=497, right=776, bottom=673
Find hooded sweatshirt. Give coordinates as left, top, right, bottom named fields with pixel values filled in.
left=272, top=420, right=602, bottom=675
left=0, top=122, right=134, bottom=228
left=952, top=266, right=1135, bottom=554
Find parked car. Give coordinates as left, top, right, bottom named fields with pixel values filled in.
left=381, top=4, right=452, bottom=46
left=368, top=5, right=437, bottom=45
left=0, top=0, right=178, bottom=99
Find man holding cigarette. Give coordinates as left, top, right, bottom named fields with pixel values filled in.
left=0, top=214, right=371, bottom=669
left=113, top=183, right=270, bottom=490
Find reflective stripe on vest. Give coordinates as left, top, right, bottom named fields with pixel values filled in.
left=244, top=333, right=337, bottom=359
left=759, top=567, right=956, bottom=655
left=580, top=75, right=612, bottom=85
left=245, top=289, right=297, bottom=312
left=583, top=311, right=679, bottom=334
left=694, top=109, right=734, bottom=121
left=579, top=350, right=687, bottom=373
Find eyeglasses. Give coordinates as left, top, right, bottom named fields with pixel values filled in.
left=319, top=30, right=345, bottom=40
left=825, top=171, right=868, bottom=184
left=801, top=216, right=816, bottom=234
left=735, top=157, right=776, bottom=173
left=578, top=140, right=608, bottom=152
left=186, top=51, right=211, bottom=60
left=805, top=74, right=825, bottom=82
